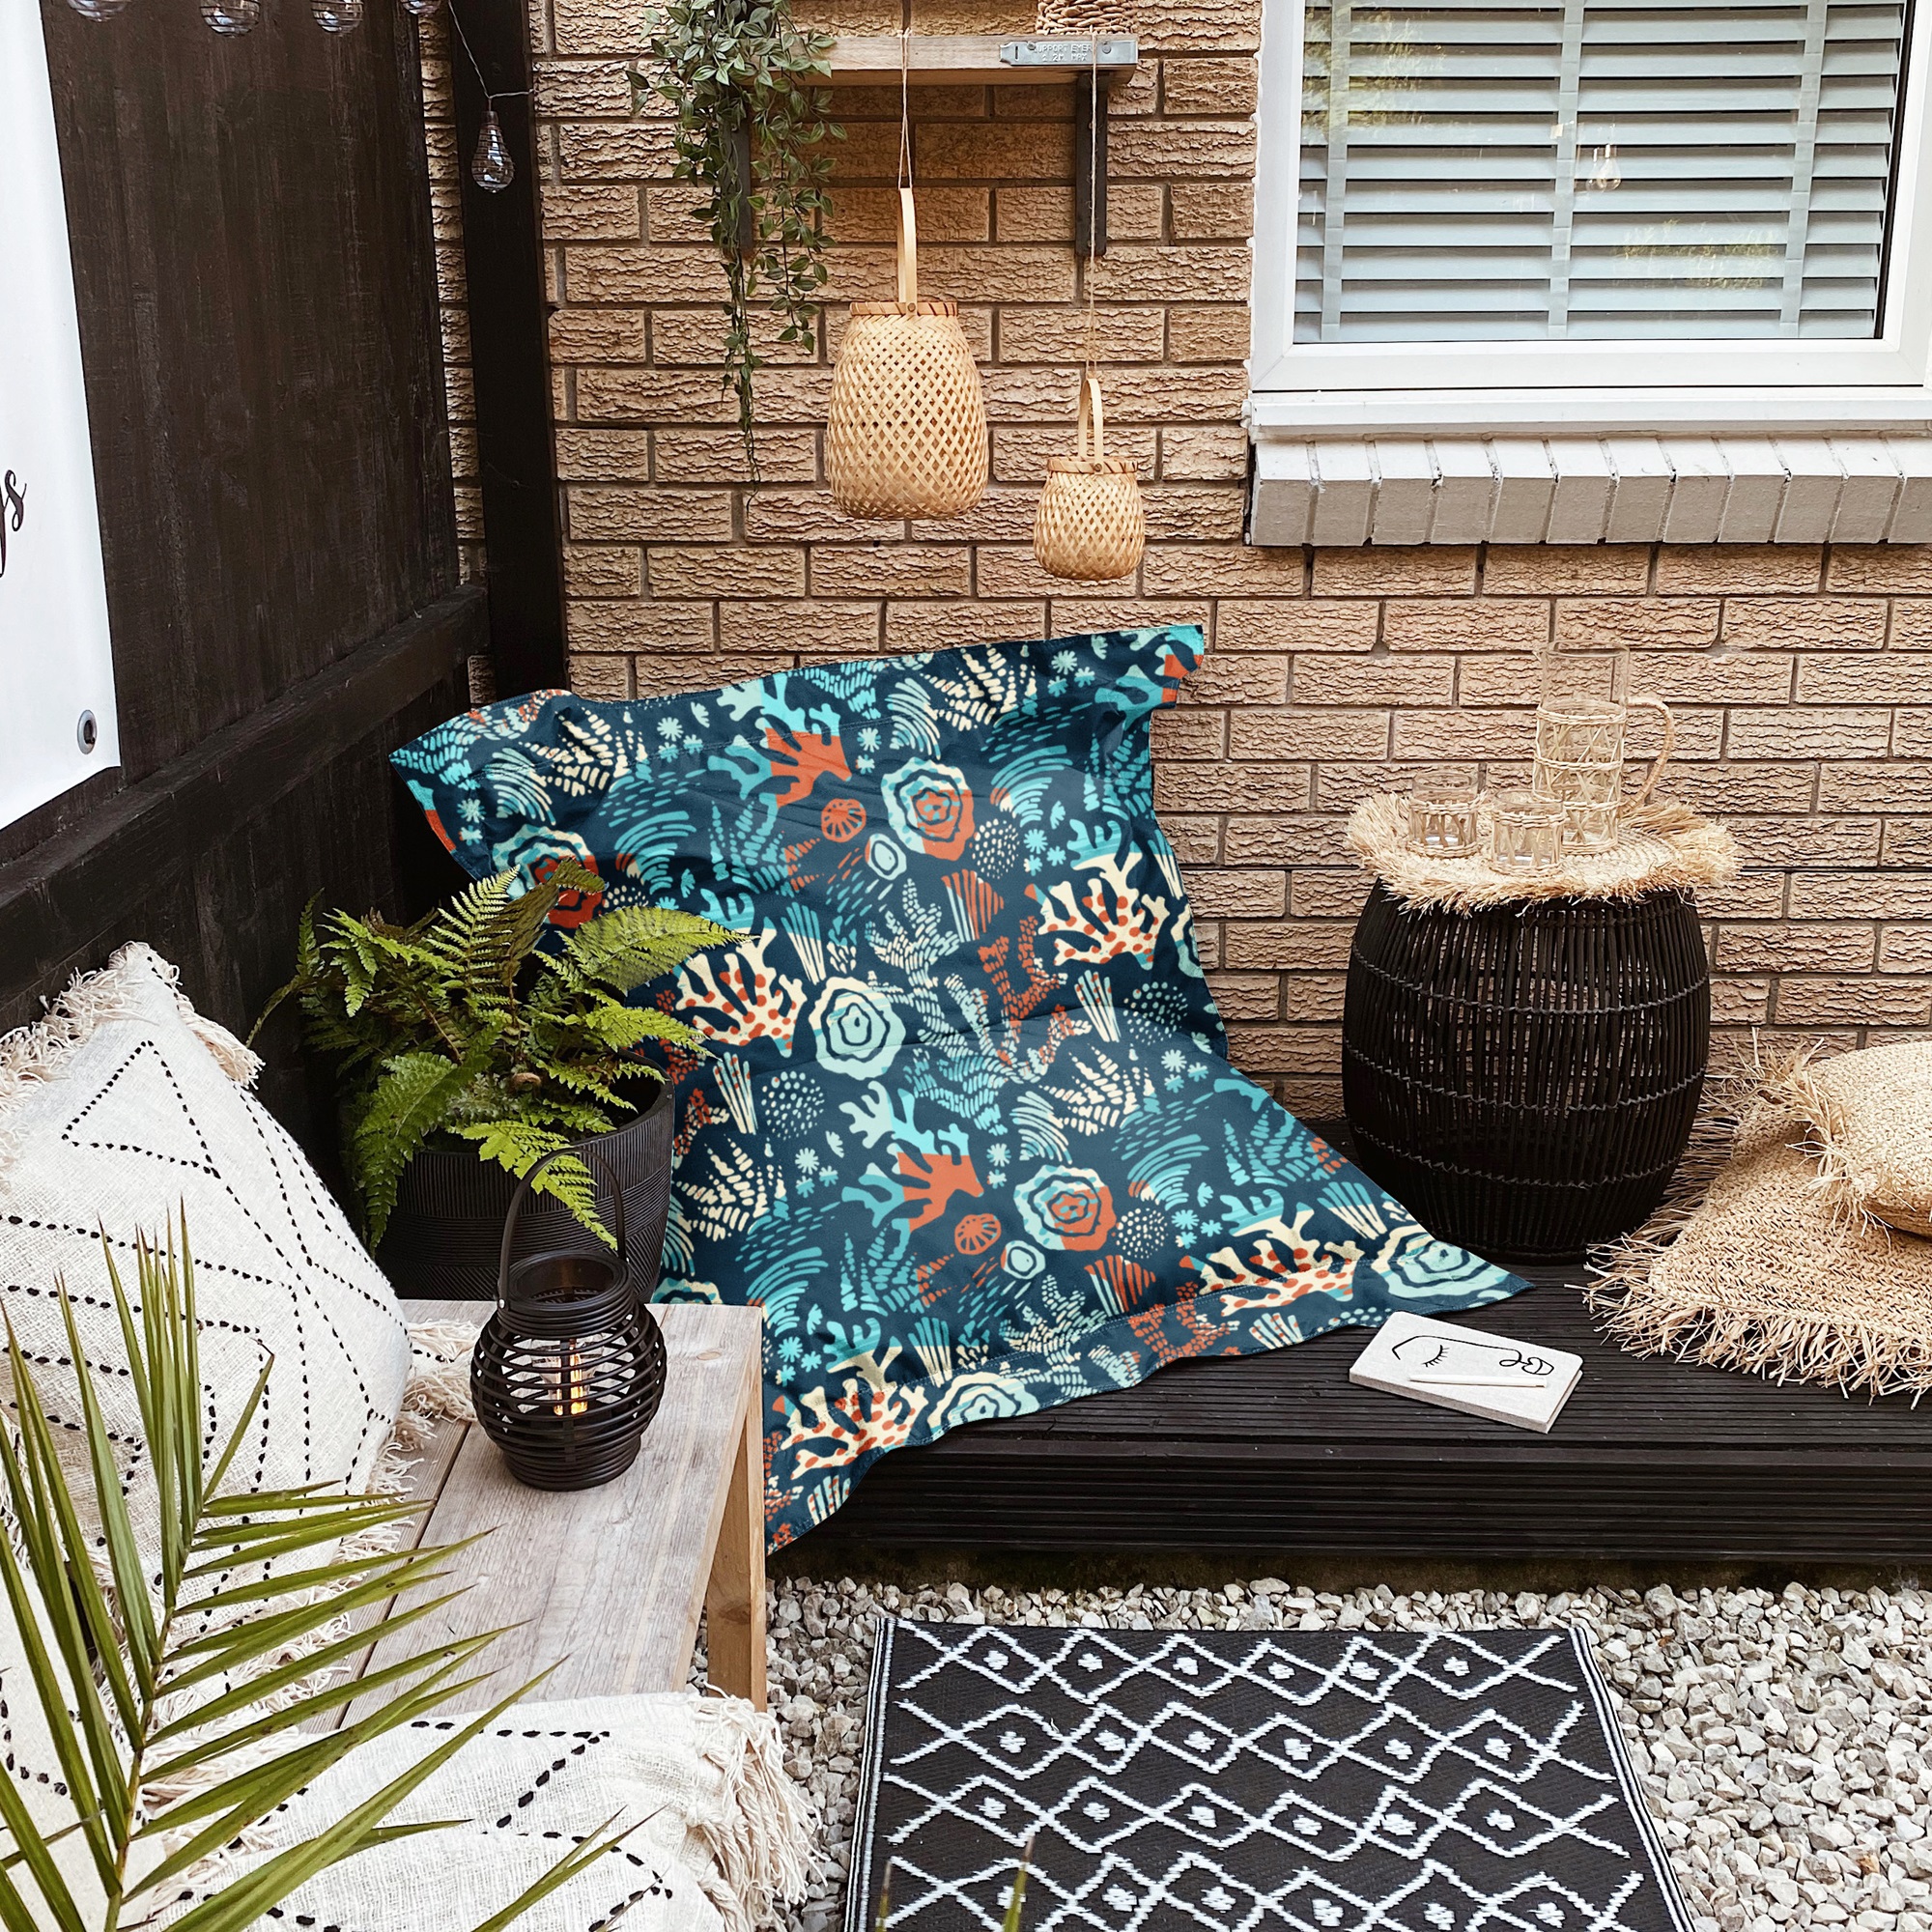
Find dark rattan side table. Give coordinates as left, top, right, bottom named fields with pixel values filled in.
left=1342, top=881, right=1710, bottom=1264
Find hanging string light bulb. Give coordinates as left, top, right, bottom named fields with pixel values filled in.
left=399, top=0, right=444, bottom=14
left=471, top=106, right=515, bottom=190
left=312, top=0, right=363, bottom=28
left=201, top=0, right=262, bottom=31
left=440, top=0, right=527, bottom=191
left=64, top=0, right=136, bottom=20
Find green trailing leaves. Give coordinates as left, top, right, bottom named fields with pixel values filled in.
left=254, top=868, right=732, bottom=1245
left=632, top=0, right=839, bottom=475
left=0, top=1227, right=586, bottom=1932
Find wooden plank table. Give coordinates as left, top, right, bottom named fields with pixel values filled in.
left=334, top=1300, right=766, bottom=1720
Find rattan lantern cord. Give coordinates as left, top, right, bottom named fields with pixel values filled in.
left=824, top=10, right=988, bottom=517
left=899, top=13, right=914, bottom=202
left=1032, top=38, right=1147, bottom=589
left=1081, top=30, right=1100, bottom=373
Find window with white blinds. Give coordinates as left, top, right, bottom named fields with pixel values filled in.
left=1294, top=0, right=1910, bottom=342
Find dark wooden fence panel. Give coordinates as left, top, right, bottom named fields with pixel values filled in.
left=0, top=2, right=481, bottom=1158
left=39, top=0, right=458, bottom=780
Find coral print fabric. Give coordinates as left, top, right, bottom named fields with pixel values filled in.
left=394, top=628, right=1523, bottom=1547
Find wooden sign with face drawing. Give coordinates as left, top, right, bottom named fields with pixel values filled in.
left=1350, top=1310, right=1583, bottom=1434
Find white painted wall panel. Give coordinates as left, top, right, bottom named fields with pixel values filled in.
left=0, top=7, right=120, bottom=831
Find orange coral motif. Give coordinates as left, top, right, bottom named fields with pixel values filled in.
left=820, top=797, right=867, bottom=842
left=677, top=929, right=808, bottom=1055
left=980, top=918, right=1061, bottom=1030
left=778, top=1347, right=931, bottom=1474
left=1084, top=1254, right=1156, bottom=1311
left=763, top=724, right=850, bottom=806
left=894, top=1150, right=983, bottom=1232
left=1179, top=1205, right=1357, bottom=1310
left=953, top=1210, right=1002, bottom=1256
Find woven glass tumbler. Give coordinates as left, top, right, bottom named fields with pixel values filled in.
left=1487, top=789, right=1565, bottom=878
left=1405, top=785, right=1481, bottom=858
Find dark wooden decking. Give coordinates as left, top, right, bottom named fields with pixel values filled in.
left=817, top=1267, right=1932, bottom=1569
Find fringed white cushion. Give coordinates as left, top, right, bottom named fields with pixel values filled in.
left=0, top=942, right=412, bottom=1518
left=0, top=943, right=417, bottom=1916
left=159, top=1692, right=816, bottom=1932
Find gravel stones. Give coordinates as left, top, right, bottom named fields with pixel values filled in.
left=762, top=1575, right=1932, bottom=1932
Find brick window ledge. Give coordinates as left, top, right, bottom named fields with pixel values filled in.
left=1248, top=433, right=1932, bottom=548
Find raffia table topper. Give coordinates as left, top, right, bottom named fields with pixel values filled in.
left=1348, top=792, right=1740, bottom=913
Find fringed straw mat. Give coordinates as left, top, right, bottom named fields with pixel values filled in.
left=1590, top=1095, right=1932, bottom=1399
left=1349, top=795, right=1740, bottom=913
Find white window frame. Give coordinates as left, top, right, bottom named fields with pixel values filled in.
left=1247, top=0, right=1932, bottom=439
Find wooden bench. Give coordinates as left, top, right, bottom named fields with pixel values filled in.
left=331, top=1301, right=768, bottom=1719
left=813, top=1265, right=1932, bottom=1568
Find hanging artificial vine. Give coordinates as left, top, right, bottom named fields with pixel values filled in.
left=632, top=0, right=840, bottom=475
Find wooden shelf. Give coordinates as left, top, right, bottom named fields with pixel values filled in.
left=821, top=33, right=1134, bottom=256
left=821, top=33, right=1138, bottom=86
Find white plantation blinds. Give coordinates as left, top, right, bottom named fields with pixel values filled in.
left=1295, top=0, right=1909, bottom=340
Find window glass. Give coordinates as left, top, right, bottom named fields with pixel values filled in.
left=1295, top=0, right=1910, bottom=341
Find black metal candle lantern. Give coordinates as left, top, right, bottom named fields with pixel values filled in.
left=470, top=1148, right=668, bottom=1491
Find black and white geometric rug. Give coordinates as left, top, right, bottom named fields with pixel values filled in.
left=847, top=1621, right=1692, bottom=1932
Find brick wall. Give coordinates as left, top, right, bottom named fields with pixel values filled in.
left=427, top=0, right=1932, bottom=1119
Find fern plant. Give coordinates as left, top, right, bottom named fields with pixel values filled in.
left=0, top=1225, right=619, bottom=1931
left=257, top=866, right=731, bottom=1247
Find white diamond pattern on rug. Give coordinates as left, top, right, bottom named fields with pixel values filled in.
left=848, top=1624, right=1692, bottom=1932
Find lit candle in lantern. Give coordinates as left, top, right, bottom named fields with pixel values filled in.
left=555, top=1344, right=588, bottom=1418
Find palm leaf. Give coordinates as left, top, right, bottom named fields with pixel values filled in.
left=0, top=1228, right=578, bottom=1932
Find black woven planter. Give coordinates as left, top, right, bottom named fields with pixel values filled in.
left=1342, top=882, right=1710, bottom=1264
left=374, top=1083, right=675, bottom=1300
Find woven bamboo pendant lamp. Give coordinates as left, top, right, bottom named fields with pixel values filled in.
left=1034, top=375, right=1145, bottom=581
left=1031, top=26, right=1143, bottom=582
left=826, top=186, right=988, bottom=518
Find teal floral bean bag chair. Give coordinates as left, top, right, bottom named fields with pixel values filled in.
left=394, top=626, right=1523, bottom=1547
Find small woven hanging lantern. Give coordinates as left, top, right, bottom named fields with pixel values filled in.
left=1033, top=376, right=1145, bottom=582
left=828, top=187, right=988, bottom=519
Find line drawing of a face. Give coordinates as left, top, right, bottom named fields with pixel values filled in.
left=1386, top=1334, right=1555, bottom=1380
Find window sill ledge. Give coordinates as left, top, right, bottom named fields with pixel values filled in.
left=1248, top=429, right=1932, bottom=548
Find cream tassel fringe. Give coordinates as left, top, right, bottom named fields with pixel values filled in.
left=0, top=942, right=263, bottom=1170
left=686, top=1695, right=820, bottom=1932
